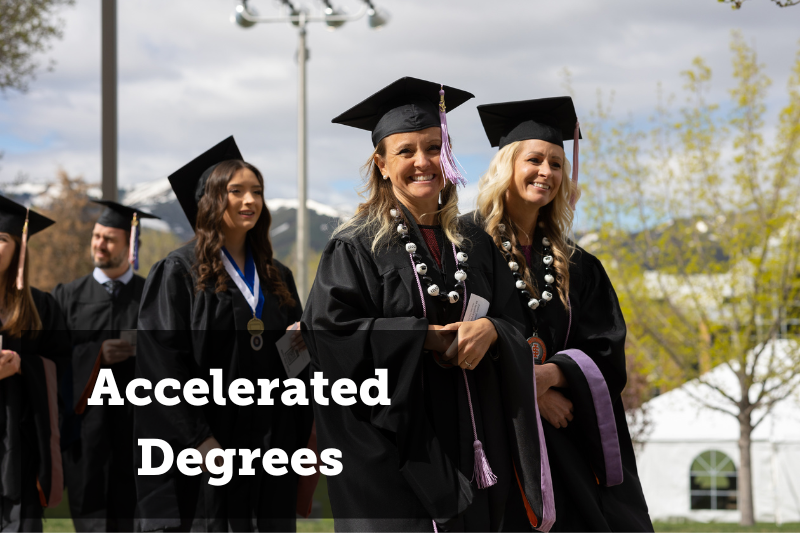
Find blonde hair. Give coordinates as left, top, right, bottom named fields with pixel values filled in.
left=475, top=141, right=579, bottom=307
left=1, top=235, right=42, bottom=337
left=335, top=137, right=464, bottom=253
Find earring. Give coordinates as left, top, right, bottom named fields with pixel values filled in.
left=382, top=174, right=389, bottom=180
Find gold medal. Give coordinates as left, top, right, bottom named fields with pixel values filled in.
left=247, top=317, right=265, bottom=336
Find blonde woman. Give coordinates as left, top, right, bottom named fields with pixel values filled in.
left=474, top=97, right=652, bottom=532
left=302, top=78, right=554, bottom=531
left=0, top=195, right=69, bottom=531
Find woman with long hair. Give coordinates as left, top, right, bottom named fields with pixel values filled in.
left=302, top=78, right=554, bottom=532
left=0, top=195, right=69, bottom=531
left=134, top=137, right=313, bottom=532
left=474, top=97, right=652, bottom=531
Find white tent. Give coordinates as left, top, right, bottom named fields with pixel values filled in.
left=635, top=340, right=800, bottom=523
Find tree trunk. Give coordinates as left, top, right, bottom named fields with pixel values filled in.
left=738, top=413, right=755, bottom=526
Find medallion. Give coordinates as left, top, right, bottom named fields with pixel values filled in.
left=247, top=317, right=265, bottom=336
left=250, top=333, right=264, bottom=351
left=527, top=336, right=547, bottom=365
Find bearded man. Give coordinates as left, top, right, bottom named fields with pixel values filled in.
left=53, top=200, right=159, bottom=532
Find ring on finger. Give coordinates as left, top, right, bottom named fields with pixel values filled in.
left=465, top=360, right=473, bottom=368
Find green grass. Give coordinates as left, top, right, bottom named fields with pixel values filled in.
left=297, top=519, right=335, bottom=532
left=653, top=521, right=800, bottom=532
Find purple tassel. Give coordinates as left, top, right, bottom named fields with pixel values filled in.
left=462, top=369, right=497, bottom=488
left=473, top=439, right=498, bottom=489
left=438, top=86, right=468, bottom=188
left=569, top=120, right=580, bottom=209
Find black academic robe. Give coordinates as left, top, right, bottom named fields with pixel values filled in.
left=499, top=222, right=653, bottom=532
left=134, top=242, right=313, bottom=532
left=52, top=272, right=144, bottom=531
left=301, top=209, right=552, bottom=532
left=0, top=288, right=70, bottom=532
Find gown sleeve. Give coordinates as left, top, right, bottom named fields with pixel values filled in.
left=52, top=283, right=103, bottom=414
left=545, top=250, right=627, bottom=487
left=134, top=256, right=213, bottom=530
left=301, top=238, right=475, bottom=520
left=19, top=291, right=71, bottom=508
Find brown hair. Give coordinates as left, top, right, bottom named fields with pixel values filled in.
left=334, top=136, right=464, bottom=252
left=193, top=160, right=295, bottom=308
left=476, top=141, right=580, bottom=307
left=1, top=235, right=43, bottom=337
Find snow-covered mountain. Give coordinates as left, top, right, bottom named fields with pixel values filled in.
left=1, top=178, right=350, bottom=256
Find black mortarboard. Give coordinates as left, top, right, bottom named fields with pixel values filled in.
left=0, top=195, right=55, bottom=237
left=477, top=96, right=581, bottom=149
left=167, top=136, right=243, bottom=228
left=332, top=77, right=474, bottom=147
left=91, top=200, right=160, bottom=231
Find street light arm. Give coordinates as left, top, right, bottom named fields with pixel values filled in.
left=236, top=3, right=369, bottom=24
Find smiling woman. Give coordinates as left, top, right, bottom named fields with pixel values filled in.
left=133, top=137, right=314, bottom=531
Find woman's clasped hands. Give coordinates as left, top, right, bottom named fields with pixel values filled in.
left=423, top=318, right=498, bottom=371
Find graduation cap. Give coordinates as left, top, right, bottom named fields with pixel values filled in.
left=477, top=96, right=582, bottom=207
left=91, top=200, right=160, bottom=271
left=167, top=136, right=243, bottom=229
left=332, top=76, right=475, bottom=187
left=0, top=194, right=55, bottom=290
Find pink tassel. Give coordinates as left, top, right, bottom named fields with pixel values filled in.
left=570, top=120, right=580, bottom=209
left=473, top=439, right=498, bottom=489
left=438, top=86, right=468, bottom=188
left=15, top=210, right=29, bottom=290
left=129, top=213, right=139, bottom=270
left=462, top=369, right=497, bottom=488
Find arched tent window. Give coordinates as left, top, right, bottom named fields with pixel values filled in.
left=690, top=450, right=738, bottom=510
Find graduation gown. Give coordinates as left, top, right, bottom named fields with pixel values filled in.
left=0, top=288, right=70, bottom=532
left=52, top=272, right=144, bottom=531
left=134, top=243, right=313, bottom=532
left=301, top=208, right=553, bottom=532
left=503, top=223, right=652, bottom=532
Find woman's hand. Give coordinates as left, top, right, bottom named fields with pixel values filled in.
left=439, top=318, right=498, bottom=370
left=538, top=389, right=574, bottom=429
left=423, top=325, right=456, bottom=353
left=197, top=436, right=223, bottom=472
left=534, top=363, right=568, bottom=397
left=0, top=350, right=21, bottom=380
left=286, top=322, right=306, bottom=352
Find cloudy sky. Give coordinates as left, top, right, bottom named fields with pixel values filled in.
left=1, top=0, right=799, bottom=222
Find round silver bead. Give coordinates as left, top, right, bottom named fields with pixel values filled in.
left=390, top=208, right=399, bottom=218
left=544, top=274, right=555, bottom=284
left=454, top=270, right=467, bottom=282
left=397, top=224, right=408, bottom=235
left=416, top=263, right=428, bottom=275
left=508, top=261, right=519, bottom=272
left=528, top=298, right=540, bottom=310
left=427, top=284, right=440, bottom=297
left=405, top=243, right=417, bottom=253
left=448, top=291, right=460, bottom=304
left=543, top=255, right=554, bottom=266
left=456, top=252, right=468, bottom=263
left=542, top=291, right=553, bottom=301
left=502, top=241, right=512, bottom=251
left=542, top=237, right=551, bottom=246
left=515, top=280, right=526, bottom=290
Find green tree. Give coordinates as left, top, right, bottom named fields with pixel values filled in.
left=580, top=32, right=800, bottom=526
left=0, top=0, right=75, bottom=94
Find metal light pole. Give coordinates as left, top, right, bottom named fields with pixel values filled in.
left=232, top=0, right=390, bottom=304
left=101, top=0, right=117, bottom=201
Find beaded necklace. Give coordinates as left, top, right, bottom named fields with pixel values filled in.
left=497, top=222, right=554, bottom=364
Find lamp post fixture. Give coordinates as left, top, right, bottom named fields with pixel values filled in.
left=232, top=0, right=389, bottom=304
